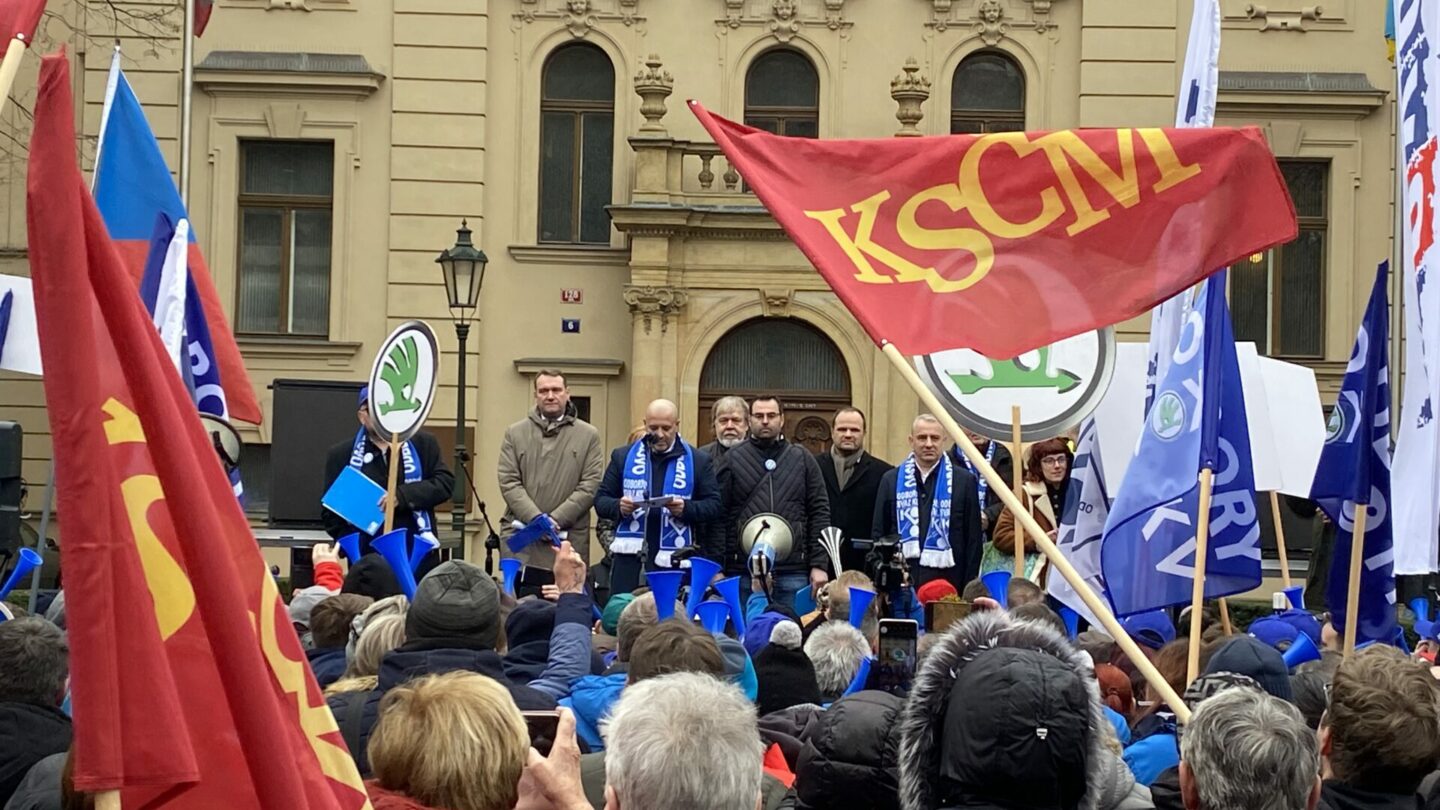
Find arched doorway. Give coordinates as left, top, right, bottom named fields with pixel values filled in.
left=698, top=318, right=851, bottom=454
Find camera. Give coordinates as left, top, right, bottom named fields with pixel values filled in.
left=863, top=534, right=909, bottom=592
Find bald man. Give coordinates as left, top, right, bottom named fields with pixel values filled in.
left=595, top=400, right=723, bottom=594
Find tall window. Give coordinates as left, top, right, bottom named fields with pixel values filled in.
left=236, top=140, right=333, bottom=336
left=744, top=49, right=819, bottom=137
left=951, top=52, right=1025, bottom=134
left=540, top=44, right=615, bottom=245
left=1231, top=160, right=1329, bottom=358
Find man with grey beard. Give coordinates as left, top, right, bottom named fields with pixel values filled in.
left=701, top=396, right=749, bottom=571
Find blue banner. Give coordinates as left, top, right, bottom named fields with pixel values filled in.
left=1100, top=273, right=1262, bottom=616
left=1313, top=261, right=1397, bottom=642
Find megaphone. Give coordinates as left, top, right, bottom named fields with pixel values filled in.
left=198, top=413, right=242, bottom=472
left=849, top=587, right=876, bottom=630
left=0, top=548, right=41, bottom=601
left=1059, top=605, right=1081, bottom=639
left=842, top=656, right=873, bottom=697
left=696, top=601, right=730, bottom=635
left=714, top=575, right=746, bottom=641
left=685, top=557, right=724, bottom=620
left=372, top=529, right=418, bottom=600
left=1282, top=633, right=1322, bottom=669
left=741, top=513, right=793, bottom=581
left=499, top=558, right=522, bottom=597
left=337, top=533, right=363, bottom=564
left=409, top=534, right=440, bottom=572
left=982, top=570, right=1012, bottom=609
left=648, top=570, right=685, bottom=622
left=1284, top=586, right=1306, bottom=610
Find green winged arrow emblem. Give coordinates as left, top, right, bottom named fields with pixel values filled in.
left=378, top=336, right=423, bottom=416
left=948, top=346, right=1082, bottom=395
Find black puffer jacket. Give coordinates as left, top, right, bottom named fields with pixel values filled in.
left=724, top=438, right=831, bottom=574
left=0, top=703, right=71, bottom=807
left=795, top=691, right=905, bottom=810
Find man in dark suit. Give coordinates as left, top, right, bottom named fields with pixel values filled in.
left=948, top=427, right=1013, bottom=543
left=816, top=407, right=893, bottom=574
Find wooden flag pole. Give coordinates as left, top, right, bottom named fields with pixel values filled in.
left=1343, top=503, right=1369, bottom=656
left=1269, top=491, right=1293, bottom=589
left=1219, top=598, right=1233, bottom=636
left=882, top=342, right=1192, bottom=722
left=1186, top=467, right=1216, bottom=685
left=1011, top=405, right=1025, bottom=578
left=384, top=432, right=402, bottom=533
left=96, top=791, right=121, bottom=810
left=0, top=37, right=29, bottom=120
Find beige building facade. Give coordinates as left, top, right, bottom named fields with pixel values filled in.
left=0, top=0, right=1395, bottom=561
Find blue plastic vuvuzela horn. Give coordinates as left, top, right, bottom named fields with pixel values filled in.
left=0, top=548, right=41, bottom=601
left=1411, top=597, right=1432, bottom=625
left=500, top=558, right=522, bottom=597
left=842, top=657, right=873, bottom=697
left=696, top=601, right=730, bottom=635
left=408, top=534, right=440, bottom=573
left=714, top=575, right=746, bottom=641
left=1284, top=585, right=1306, bottom=610
left=848, top=587, right=877, bottom=630
left=647, top=570, right=685, bottom=622
left=1059, top=606, right=1081, bottom=639
left=685, top=557, right=724, bottom=620
left=372, top=529, right=418, bottom=600
left=982, top=570, right=1012, bottom=608
left=1282, top=633, right=1322, bottom=669
left=337, top=533, right=362, bottom=564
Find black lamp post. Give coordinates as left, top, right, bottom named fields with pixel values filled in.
left=436, top=219, right=488, bottom=546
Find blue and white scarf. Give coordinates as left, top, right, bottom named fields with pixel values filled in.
left=612, top=436, right=695, bottom=568
left=349, top=428, right=437, bottom=546
left=956, top=440, right=997, bottom=508
left=897, top=453, right=953, bottom=568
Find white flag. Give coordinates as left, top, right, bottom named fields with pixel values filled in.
left=151, top=218, right=190, bottom=372
left=1049, top=418, right=1110, bottom=626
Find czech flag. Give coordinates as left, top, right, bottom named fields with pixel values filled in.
left=93, top=50, right=261, bottom=424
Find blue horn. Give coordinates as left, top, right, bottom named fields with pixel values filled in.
left=982, top=570, right=1012, bottom=609
left=408, top=534, right=440, bottom=573
left=372, top=529, right=418, bottom=600
left=336, top=533, right=362, bottom=564
left=1284, top=586, right=1306, bottom=610
left=715, top=575, right=746, bottom=641
left=499, top=558, right=522, bottom=597
left=1059, top=605, right=1081, bottom=639
left=1411, top=597, right=1432, bottom=625
left=848, top=587, right=877, bottom=630
left=648, top=570, right=685, bottom=622
left=685, top=557, right=723, bottom=620
left=0, top=548, right=41, bottom=601
left=1282, top=633, right=1321, bottom=669
left=696, top=601, right=730, bottom=635
left=842, top=657, right=873, bottom=697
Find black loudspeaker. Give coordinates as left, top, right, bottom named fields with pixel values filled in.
left=268, top=379, right=365, bottom=528
left=0, top=422, right=21, bottom=554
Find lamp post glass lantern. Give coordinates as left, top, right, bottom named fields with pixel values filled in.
left=436, top=219, right=488, bottom=548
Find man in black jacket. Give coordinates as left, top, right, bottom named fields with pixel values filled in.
left=948, top=427, right=1013, bottom=543
left=723, top=395, right=831, bottom=611
left=0, top=618, right=71, bottom=806
left=594, top=399, right=723, bottom=594
left=817, top=407, right=893, bottom=573
left=700, top=396, right=750, bottom=571
left=321, top=387, right=455, bottom=558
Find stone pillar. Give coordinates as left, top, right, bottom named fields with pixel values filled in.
left=623, top=285, right=688, bottom=418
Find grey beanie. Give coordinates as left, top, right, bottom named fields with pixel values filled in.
left=405, top=560, right=501, bottom=648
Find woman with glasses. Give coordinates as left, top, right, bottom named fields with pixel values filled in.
left=986, top=437, right=1074, bottom=584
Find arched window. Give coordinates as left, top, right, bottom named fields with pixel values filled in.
left=951, top=52, right=1025, bottom=134
left=744, top=49, right=819, bottom=138
left=539, top=44, right=615, bottom=244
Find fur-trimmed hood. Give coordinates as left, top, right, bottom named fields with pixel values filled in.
left=899, top=610, right=1140, bottom=810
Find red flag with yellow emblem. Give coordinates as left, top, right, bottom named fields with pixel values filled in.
left=27, top=51, right=370, bottom=810
left=690, top=102, right=1297, bottom=358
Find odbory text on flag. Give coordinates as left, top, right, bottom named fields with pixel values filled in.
left=1312, top=261, right=1397, bottom=642
left=1100, top=273, right=1262, bottom=616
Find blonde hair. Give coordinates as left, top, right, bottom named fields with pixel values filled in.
left=327, top=613, right=407, bottom=696
left=369, top=672, right=528, bottom=810
left=824, top=571, right=878, bottom=641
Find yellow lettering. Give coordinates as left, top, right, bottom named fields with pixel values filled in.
left=103, top=398, right=145, bottom=445
left=895, top=184, right=994, bottom=293
left=1035, top=130, right=1140, bottom=236
left=805, top=192, right=904, bottom=285
left=1137, top=128, right=1203, bottom=193
left=957, top=132, right=1065, bottom=239
left=120, top=474, right=196, bottom=641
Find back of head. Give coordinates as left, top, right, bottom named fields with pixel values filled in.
left=504, top=598, right=556, bottom=648
left=1204, top=635, right=1292, bottom=702
left=1007, top=578, right=1044, bottom=608
left=0, top=616, right=68, bottom=707
left=405, top=561, right=501, bottom=648
left=342, top=555, right=403, bottom=600
left=1011, top=602, right=1066, bottom=638
left=310, top=594, right=373, bottom=650
left=961, top=579, right=989, bottom=602
left=804, top=621, right=870, bottom=701
left=347, top=614, right=407, bottom=680
left=369, top=671, right=527, bottom=810
left=616, top=592, right=682, bottom=663
left=754, top=624, right=821, bottom=716
left=1179, top=687, right=1318, bottom=810
left=795, top=690, right=905, bottom=810
left=1094, top=663, right=1133, bottom=717
left=1289, top=671, right=1328, bottom=730
left=1325, top=646, right=1440, bottom=792
left=604, top=672, right=764, bottom=810
left=627, top=620, right=725, bottom=684
left=825, top=572, right=879, bottom=642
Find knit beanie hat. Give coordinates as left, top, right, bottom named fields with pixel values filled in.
left=916, top=579, right=959, bottom=605
left=341, top=555, right=403, bottom=601
left=601, top=593, right=634, bottom=636
left=1203, top=635, right=1293, bottom=702
left=505, top=598, right=556, bottom=647
left=405, top=560, right=501, bottom=648
left=754, top=621, right=821, bottom=716
left=745, top=611, right=792, bottom=659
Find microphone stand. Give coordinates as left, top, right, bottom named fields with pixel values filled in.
left=476, top=498, right=501, bottom=576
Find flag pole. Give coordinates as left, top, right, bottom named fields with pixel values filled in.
left=1218, top=597, right=1233, bottom=635
left=1269, top=491, right=1293, bottom=588
left=179, top=0, right=196, bottom=207
left=1343, top=503, right=1369, bottom=656
left=881, top=342, right=1192, bottom=722
left=0, top=36, right=29, bottom=119
left=1186, top=467, right=1215, bottom=684
left=384, top=432, right=402, bottom=533
left=1011, top=405, right=1025, bottom=578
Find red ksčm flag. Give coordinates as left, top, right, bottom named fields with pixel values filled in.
left=691, top=102, right=1298, bottom=358
left=0, top=0, right=46, bottom=41
left=26, top=52, right=370, bottom=810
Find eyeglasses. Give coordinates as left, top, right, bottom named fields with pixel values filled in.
left=1040, top=455, right=1068, bottom=467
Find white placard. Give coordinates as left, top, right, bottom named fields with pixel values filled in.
left=0, top=275, right=42, bottom=376
left=1093, top=342, right=1149, bottom=489
left=1258, top=356, right=1326, bottom=497
left=1236, top=343, right=1283, bottom=492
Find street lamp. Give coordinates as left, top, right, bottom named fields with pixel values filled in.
left=436, top=219, right=488, bottom=547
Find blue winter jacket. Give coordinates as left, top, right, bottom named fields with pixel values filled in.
left=559, top=673, right=626, bottom=751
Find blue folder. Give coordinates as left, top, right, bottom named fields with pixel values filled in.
left=322, top=466, right=386, bottom=536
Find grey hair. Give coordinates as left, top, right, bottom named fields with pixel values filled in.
left=911, top=413, right=943, bottom=433
left=0, top=617, right=68, bottom=706
left=710, top=396, right=750, bottom=425
left=617, top=592, right=683, bottom=663
left=804, top=621, right=871, bottom=701
left=346, top=613, right=406, bottom=680
left=1180, top=687, right=1319, bottom=810
left=604, top=672, right=764, bottom=810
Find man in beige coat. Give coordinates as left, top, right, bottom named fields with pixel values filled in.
left=498, top=369, right=605, bottom=578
